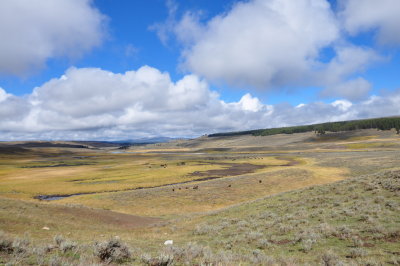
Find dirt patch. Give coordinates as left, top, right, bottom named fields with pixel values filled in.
left=189, top=158, right=299, bottom=178
left=189, top=163, right=265, bottom=178
left=55, top=206, right=161, bottom=228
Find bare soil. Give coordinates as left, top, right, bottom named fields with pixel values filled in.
left=54, top=206, right=161, bottom=228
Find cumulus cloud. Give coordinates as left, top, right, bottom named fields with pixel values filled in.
left=235, top=93, right=264, bottom=112
left=0, top=0, right=106, bottom=76
left=321, top=77, right=372, bottom=101
left=320, top=45, right=381, bottom=83
left=152, top=0, right=393, bottom=100
left=315, top=45, right=381, bottom=100
left=0, top=66, right=399, bottom=140
left=176, top=0, right=340, bottom=88
left=339, top=0, right=400, bottom=45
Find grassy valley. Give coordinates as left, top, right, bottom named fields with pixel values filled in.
left=0, top=123, right=399, bottom=265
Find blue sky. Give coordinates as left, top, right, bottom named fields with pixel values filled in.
left=0, top=0, right=399, bottom=140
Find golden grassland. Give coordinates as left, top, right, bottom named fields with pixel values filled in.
left=0, top=149, right=348, bottom=215
left=0, top=129, right=399, bottom=264
left=0, top=168, right=399, bottom=265
left=0, top=151, right=230, bottom=200
left=0, top=129, right=398, bottom=218
left=60, top=157, right=348, bottom=217
left=345, top=141, right=398, bottom=149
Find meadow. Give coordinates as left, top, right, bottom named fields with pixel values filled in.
left=0, top=129, right=399, bottom=265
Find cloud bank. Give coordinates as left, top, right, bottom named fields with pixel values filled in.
left=0, top=66, right=399, bottom=140
left=0, top=0, right=399, bottom=140
left=178, top=0, right=340, bottom=88
left=0, top=0, right=106, bottom=76
left=153, top=0, right=398, bottom=101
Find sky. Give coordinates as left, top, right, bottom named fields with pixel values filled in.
left=0, top=0, right=399, bottom=141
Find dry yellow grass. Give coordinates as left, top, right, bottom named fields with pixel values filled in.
left=345, top=142, right=398, bottom=149
left=0, top=146, right=348, bottom=220
left=60, top=156, right=348, bottom=217
left=0, top=153, right=233, bottom=200
left=0, top=129, right=397, bottom=239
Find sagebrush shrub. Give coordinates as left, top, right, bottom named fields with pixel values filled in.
left=193, top=224, right=220, bottom=235
left=351, top=236, right=364, bottom=248
left=141, top=253, right=174, bottom=266
left=11, top=237, right=30, bottom=254
left=0, top=231, right=13, bottom=253
left=256, top=238, right=272, bottom=249
left=300, top=239, right=314, bottom=253
left=348, top=247, right=367, bottom=258
left=59, top=240, right=77, bottom=253
left=53, top=235, right=65, bottom=246
left=94, top=237, right=131, bottom=263
left=321, top=250, right=341, bottom=266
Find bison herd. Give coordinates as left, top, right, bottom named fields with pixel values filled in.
left=171, top=180, right=263, bottom=191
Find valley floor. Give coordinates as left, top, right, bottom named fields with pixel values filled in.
left=0, top=129, right=399, bottom=265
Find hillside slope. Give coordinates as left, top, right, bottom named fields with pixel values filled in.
left=1, top=169, right=399, bottom=265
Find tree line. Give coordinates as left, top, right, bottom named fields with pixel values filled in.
left=208, top=117, right=400, bottom=137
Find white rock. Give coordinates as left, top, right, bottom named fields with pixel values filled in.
left=42, top=226, right=50, bottom=230
left=164, top=240, right=173, bottom=245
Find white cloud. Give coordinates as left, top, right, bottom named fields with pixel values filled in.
left=320, top=45, right=381, bottom=84
left=0, top=66, right=399, bottom=140
left=0, top=94, right=31, bottom=127
left=149, top=0, right=179, bottom=45
left=152, top=0, right=390, bottom=101
left=339, top=0, right=400, bottom=45
left=331, top=99, right=353, bottom=111
left=321, top=77, right=372, bottom=101
left=150, top=1, right=205, bottom=47
left=0, top=88, right=10, bottom=102
left=236, top=93, right=264, bottom=112
left=0, top=0, right=106, bottom=76
left=173, top=11, right=205, bottom=46
left=177, top=0, right=340, bottom=89
left=315, top=44, right=381, bottom=100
